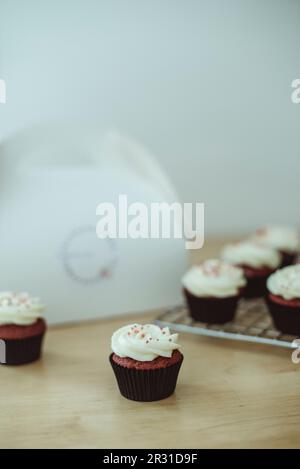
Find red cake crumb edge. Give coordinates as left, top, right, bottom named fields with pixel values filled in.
left=269, top=293, right=300, bottom=308
left=0, top=318, right=47, bottom=340
left=241, top=265, right=275, bottom=278
left=112, top=349, right=183, bottom=370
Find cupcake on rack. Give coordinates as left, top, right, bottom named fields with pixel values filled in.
left=0, top=292, right=46, bottom=365
left=266, top=265, right=300, bottom=335
left=110, top=323, right=183, bottom=402
left=182, top=259, right=246, bottom=323
left=220, top=241, right=281, bottom=298
left=251, top=225, right=300, bottom=267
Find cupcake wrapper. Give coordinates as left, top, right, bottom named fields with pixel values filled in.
left=110, top=353, right=183, bottom=402
left=266, top=297, right=300, bottom=336
left=0, top=333, right=45, bottom=365
left=280, top=251, right=297, bottom=268
left=243, top=274, right=271, bottom=299
left=183, top=288, right=240, bottom=324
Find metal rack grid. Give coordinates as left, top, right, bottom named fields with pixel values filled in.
left=155, top=298, right=299, bottom=349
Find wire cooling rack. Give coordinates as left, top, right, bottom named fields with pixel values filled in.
left=155, top=298, right=299, bottom=349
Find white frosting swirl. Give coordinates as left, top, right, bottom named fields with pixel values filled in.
left=251, top=225, right=300, bottom=253
left=221, top=241, right=281, bottom=269
left=267, top=265, right=300, bottom=300
left=0, top=292, right=45, bottom=326
left=182, top=259, right=246, bottom=298
left=111, top=324, right=180, bottom=361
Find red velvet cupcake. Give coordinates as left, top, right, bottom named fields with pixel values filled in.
left=0, top=292, right=46, bottom=365
left=251, top=225, right=300, bottom=268
left=110, top=324, right=183, bottom=402
left=182, top=259, right=246, bottom=323
left=221, top=241, right=281, bottom=298
left=266, top=265, right=300, bottom=335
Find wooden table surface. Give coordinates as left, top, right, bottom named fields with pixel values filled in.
left=1, top=240, right=300, bottom=449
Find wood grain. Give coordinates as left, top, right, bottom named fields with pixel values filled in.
left=1, top=239, right=300, bottom=449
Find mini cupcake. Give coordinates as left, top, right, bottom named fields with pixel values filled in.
left=110, top=324, right=183, bottom=402
left=182, top=259, right=246, bottom=323
left=221, top=241, right=281, bottom=298
left=0, top=292, right=46, bottom=365
left=251, top=225, right=300, bottom=267
left=266, top=265, right=300, bottom=335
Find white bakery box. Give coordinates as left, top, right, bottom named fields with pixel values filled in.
left=0, top=126, right=188, bottom=324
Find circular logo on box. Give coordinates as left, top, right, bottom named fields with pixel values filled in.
left=61, top=226, right=118, bottom=285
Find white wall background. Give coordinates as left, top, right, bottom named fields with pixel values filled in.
left=1, top=0, right=299, bottom=235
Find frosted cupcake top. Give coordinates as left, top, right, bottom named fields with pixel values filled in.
left=0, top=292, right=45, bottom=326
left=111, top=324, right=180, bottom=361
left=182, top=259, right=246, bottom=298
left=220, top=241, right=281, bottom=270
left=251, top=225, right=300, bottom=253
left=267, top=265, right=300, bottom=300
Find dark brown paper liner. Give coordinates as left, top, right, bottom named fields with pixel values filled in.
left=266, top=297, right=300, bottom=336
left=183, top=288, right=240, bottom=323
left=280, top=251, right=297, bottom=268
left=243, top=274, right=270, bottom=299
left=0, top=333, right=45, bottom=365
left=110, top=353, right=183, bottom=402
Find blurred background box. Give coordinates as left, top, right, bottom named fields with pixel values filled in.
left=0, top=128, right=187, bottom=323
